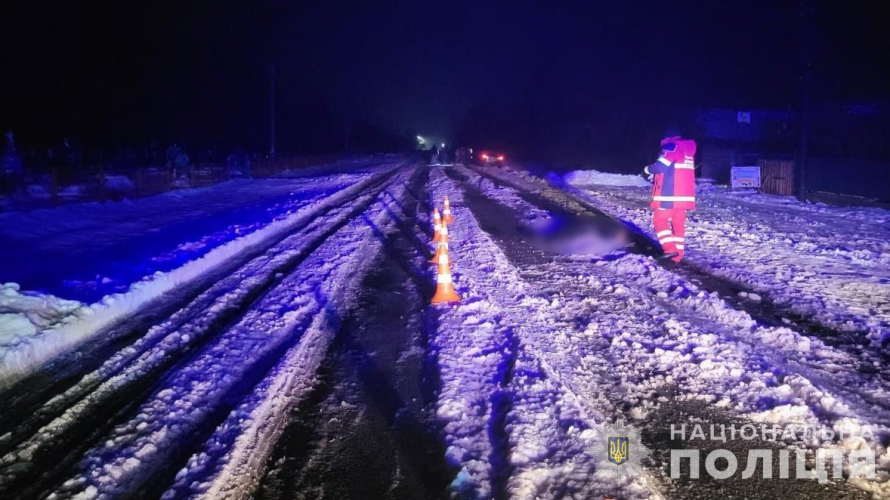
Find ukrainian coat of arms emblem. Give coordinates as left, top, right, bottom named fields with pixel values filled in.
left=607, top=436, right=629, bottom=465
left=587, top=421, right=649, bottom=483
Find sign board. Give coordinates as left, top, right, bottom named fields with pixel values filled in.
left=737, top=111, right=751, bottom=123
left=731, top=166, right=761, bottom=189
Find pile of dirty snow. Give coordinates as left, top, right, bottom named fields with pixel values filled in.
left=104, top=175, right=136, bottom=192
left=0, top=283, right=85, bottom=349
left=563, top=169, right=650, bottom=188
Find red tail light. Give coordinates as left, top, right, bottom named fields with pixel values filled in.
left=497, top=155, right=504, bottom=161
left=481, top=154, right=489, bottom=160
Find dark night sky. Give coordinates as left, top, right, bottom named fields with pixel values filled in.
left=2, top=0, right=887, bottom=161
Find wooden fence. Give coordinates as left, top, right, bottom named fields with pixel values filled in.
left=758, top=159, right=795, bottom=196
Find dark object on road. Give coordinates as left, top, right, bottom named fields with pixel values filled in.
left=522, top=214, right=630, bottom=256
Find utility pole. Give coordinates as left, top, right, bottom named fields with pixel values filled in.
left=269, top=64, right=276, bottom=159
left=797, top=0, right=813, bottom=201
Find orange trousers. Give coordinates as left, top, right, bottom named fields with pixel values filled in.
left=653, top=208, right=686, bottom=262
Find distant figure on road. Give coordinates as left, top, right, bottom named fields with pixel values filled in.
left=62, top=138, right=75, bottom=168
left=166, top=143, right=180, bottom=168
left=644, top=128, right=696, bottom=262
left=147, top=140, right=161, bottom=167
left=226, top=151, right=239, bottom=178
left=227, top=149, right=252, bottom=178
left=2, top=131, right=24, bottom=174
left=430, top=145, right=439, bottom=165
left=241, top=150, right=252, bottom=178
left=173, top=150, right=190, bottom=178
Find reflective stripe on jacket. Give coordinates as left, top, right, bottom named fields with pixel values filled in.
left=645, top=136, right=696, bottom=210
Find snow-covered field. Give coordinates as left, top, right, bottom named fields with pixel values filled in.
left=0, top=159, right=888, bottom=499
left=0, top=159, right=383, bottom=301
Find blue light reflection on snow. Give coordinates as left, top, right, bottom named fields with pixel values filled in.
left=7, top=187, right=338, bottom=303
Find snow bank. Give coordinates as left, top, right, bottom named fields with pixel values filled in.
left=0, top=283, right=84, bottom=348
left=58, top=185, right=87, bottom=198
left=26, top=185, right=52, bottom=200
left=104, top=175, right=135, bottom=192
left=563, top=169, right=650, bottom=188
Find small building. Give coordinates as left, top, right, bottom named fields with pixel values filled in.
left=694, top=103, right=890, bottom=202
left=695, top=108, right=797, bottom=184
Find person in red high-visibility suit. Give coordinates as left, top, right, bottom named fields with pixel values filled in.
left=644, top=130, right=696, bottom=262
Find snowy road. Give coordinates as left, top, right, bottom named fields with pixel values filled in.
left=1, top=158, right=888, bottom=499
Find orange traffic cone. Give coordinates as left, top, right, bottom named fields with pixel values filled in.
left=430, top=241, right=448, bottom=264
left=431, top=254, right=460, bottom=304
left=432, top=208, right=444, bottom=243
left=442, top=195, right=454, bottom=224
left=430, top=223, right=449, bottom=262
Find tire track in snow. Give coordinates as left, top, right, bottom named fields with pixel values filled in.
left=253, top=167, right=453, bottom=499
left=0, top=166, right=407, bottom=499
left=160, top=167, right=431, bottom=500
left=426, top=168, right=518, bottom=499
